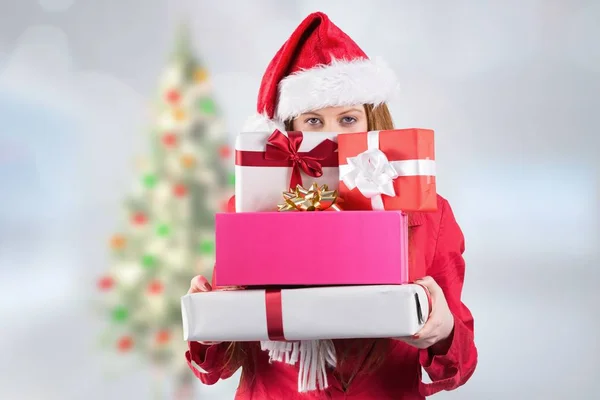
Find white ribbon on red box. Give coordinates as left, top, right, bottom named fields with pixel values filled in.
left=340, top=131, right=436, bottom=210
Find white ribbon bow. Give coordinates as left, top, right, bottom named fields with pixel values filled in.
left=341, top=148, right=399, bottom=210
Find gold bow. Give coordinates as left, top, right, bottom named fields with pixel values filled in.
left=277, top=183, right=343, bottom=212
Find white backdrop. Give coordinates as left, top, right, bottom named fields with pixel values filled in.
left=0, top=0, right=598, bottom=399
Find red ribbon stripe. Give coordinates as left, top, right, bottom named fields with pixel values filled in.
left=265, top=289, right=285, bottom=341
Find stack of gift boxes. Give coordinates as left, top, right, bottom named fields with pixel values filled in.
left=181, top=128, right=437, bottom=343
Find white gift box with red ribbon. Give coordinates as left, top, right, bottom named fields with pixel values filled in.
left=234, top=130, right=339, bottom=212
left=181, top=285, right=430, bottom=342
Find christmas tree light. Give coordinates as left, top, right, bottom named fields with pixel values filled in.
left=117, top=336, right=133, bottom=352
left=156, top=330, right=170, bottom=344
left=198, top=98, right=216, bottom=114
left=142, top=254, right=157, bottom=268
left=148, top=280, right=164, bottom=295
left=219, top=144, right=231, bottom=159
left=156, top=223, right=170, bottom=237
left=110, top=234, right=126, bottom=250
left=131, top=212, right=147, bottom=225
left=143, top=174, right=158, bottom=188
left=162, top=133, right=178, bottom=147
left=173, top=184, right=187, bottom=197
left=198, top=238, right=215, bottom=255
left=165, top=89, right=181, bottom=104
left=112, top=305, right=128, bottom=322
left=194, top=68, right=208, bottom=83
left=172, top=108, right=186, bottom=121
left=180, top=154, right=196, bottom=168
left=97, top=276, right=114, bottom=291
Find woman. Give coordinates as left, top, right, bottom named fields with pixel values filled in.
left=185, top=12, right=477, bottom=399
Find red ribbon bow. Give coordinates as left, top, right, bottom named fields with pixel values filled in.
left=265, top=130, right=338, bottom=190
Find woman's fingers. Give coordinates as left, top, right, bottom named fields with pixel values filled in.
left=188, top=275, right=212, bottom=294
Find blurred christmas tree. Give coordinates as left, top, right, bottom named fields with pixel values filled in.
left=95, top=24, right=233, bottom=398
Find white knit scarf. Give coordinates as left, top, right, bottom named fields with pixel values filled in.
left=260, top=339, right=337, bottom=392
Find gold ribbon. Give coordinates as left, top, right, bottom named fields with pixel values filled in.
left=277, top=183, right=343, bottom=212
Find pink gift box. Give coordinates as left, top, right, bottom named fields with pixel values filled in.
left=215, top=211, right=409, bottom=287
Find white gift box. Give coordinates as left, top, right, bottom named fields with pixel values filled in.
left=234, top=130, right=339, bottom=212
left=181, top=285, right=430, bottom=342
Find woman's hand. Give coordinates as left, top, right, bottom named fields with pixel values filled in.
left=187, top=275, right=222, bottom=346
left=188, top=274, right=243, bottom=293
left=395, top=276, right=455, bottom=354
left=188, top=275, right=213, bottom=294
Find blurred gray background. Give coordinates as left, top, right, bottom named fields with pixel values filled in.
left=1, top=0, right=598, bottom=399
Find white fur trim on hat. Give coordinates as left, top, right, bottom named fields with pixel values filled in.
left=275, top=57, right=399, bottom=121
left=241, top=112, right=286, bottom=133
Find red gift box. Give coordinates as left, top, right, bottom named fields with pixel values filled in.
left=337, top=129, right=437, bottom=212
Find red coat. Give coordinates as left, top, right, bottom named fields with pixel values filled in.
left=185, top=195, right=477, bottom=399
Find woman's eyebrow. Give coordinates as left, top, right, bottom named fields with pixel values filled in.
left=337, top=108, right=363, bottom=116
left=301, top=111, right=324, bottom=117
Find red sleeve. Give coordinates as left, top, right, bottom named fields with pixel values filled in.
left=185, top=341, right=238, bottom=385
left=418, top=199, right=478, bottom=396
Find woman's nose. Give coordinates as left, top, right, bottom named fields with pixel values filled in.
left=321, top=120, right=338, bottom=132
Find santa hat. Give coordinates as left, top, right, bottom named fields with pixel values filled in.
left=242, top=12, right=399, bottom=132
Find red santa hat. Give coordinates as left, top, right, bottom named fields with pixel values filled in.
left=242, top=12, right=399, bottom=132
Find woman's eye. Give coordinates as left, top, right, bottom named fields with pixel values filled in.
left=341, top=116, right=357, bottom=124
left=305, top=118, right=322, bottom=125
